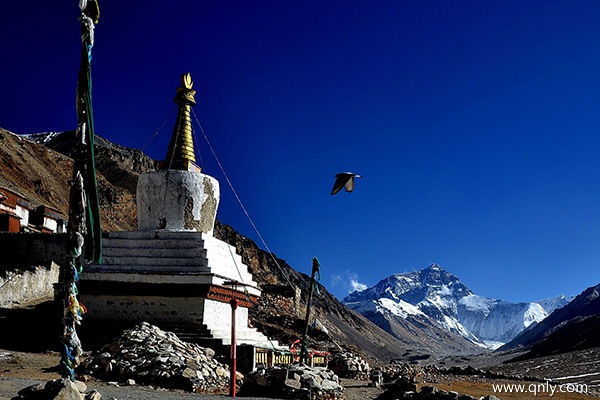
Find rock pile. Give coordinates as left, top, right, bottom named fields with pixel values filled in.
left=82, top=322, right=234, bottom=393
left=380, top=362, right=424, bottom=383
left=241, top=364, right=343, bottom=399
left=327, top=352, right=370, bottom=379
left=12, top=378, right=102, bottom=400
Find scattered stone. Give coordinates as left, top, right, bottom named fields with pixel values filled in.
left=284, top=378, right=302, bottom=390
left=380, top=362, right=423, bottom=383
left=84, top=390, right=102, bottom=400
left=82, top=322, right=233, bottom=393
left=53, top=380, right=83, bottom=400
left=241, top=364, right=343, bottom=399
left=74, top=381, right=87, bottom=393
left=12, top=378, right=88, bottom=400
left=379, top=378, right=485, bottom=400
left=327, top=352, right=370, bottom=379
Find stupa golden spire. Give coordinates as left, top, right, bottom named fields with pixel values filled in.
left=161, top=72, right=199, bottom=172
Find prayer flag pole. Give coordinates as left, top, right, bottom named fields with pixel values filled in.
left=300, top=257, right=320, bottom=365
left=61, top=0, right=102, bottom=381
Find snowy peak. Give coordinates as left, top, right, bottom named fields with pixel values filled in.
left=22, top=131, right=65, bottom=144
left=353, top=297, right=426, bottom=319
left=501, top=283, right=600, bottom=352
left=536, top=294, right=573, bottom=314
left=345, top=264, right=472, bottom=305
left=343, top=264, right=554, bottom=349
left=415, top=264, right=473, bottom=299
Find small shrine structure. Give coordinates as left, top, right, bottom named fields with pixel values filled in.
left=79, top=74, right=281, bottom=370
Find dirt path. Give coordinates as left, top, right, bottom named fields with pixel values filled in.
left=0, top=350, right=384, bottom=400
left=339, top=378, right=383, bottom=400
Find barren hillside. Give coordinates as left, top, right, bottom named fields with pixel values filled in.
left=1, top=128, right=424, bottom=362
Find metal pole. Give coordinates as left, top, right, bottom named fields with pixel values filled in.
left=229, top=297, right=238, bottom=398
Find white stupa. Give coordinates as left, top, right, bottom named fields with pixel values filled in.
left=80, top=74, right=281, bottom=362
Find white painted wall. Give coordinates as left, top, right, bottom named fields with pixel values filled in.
left=15, top=204, right=28, bottom=227
left=0, top=263, right=59, bottom=308
left=83, top=295, right=206, bottom=325
left=42, top=216, right=58, bottom=232
left=137, top=170, right=220, bottom=235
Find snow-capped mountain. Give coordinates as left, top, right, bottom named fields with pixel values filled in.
left=501, top=283, right=600, bottom=352
left=343, top=264, right=564, bottom=348
left=535, top=294, right=573, bottom=314
left=23, top=131, right=65, bottom=144
left=457, top=294, right=546, bottom=345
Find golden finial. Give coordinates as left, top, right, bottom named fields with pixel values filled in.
left=161, top=73, right=200, bottom=172
left=182, top=72, right=193, bottom=89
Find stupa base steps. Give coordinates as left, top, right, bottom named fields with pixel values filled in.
left=79, top=227, right=287, bottom=378
left=88, top=230, right=260, bottom=295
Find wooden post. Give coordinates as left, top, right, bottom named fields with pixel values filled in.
left=300, top=257, right=319, bottom=364
left=229, top=297, right=238, bottom=398
left=223, top=280, right=249, bottom=398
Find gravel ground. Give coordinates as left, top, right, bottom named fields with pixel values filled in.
left=0, top=350, right=282, bottom=400
left=0, top=377, right=382, bottom=400
left=0, top=377, right=285, bottom=400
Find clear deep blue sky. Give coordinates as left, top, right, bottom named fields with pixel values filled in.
left=1, top=1, right=600, bottom=303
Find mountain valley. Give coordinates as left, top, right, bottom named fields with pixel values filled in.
left=1, top=127, right=600, bottom=397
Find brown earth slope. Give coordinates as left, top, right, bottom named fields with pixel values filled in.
left=0, top=128, right=137, bottom=232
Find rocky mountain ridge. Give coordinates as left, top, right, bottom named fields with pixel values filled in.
left=500, top=282, right=600, bottom=358
left=0, top=128, right=137, bottom=232
left=343, top=264, right=569, bottom=348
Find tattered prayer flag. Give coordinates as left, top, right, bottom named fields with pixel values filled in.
left=61, top=0, right=102, bottom=381
left=312, top=257, right=321, bottom=295
left=75, top=0, right=102, bottom=263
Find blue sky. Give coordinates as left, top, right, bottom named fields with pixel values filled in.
left=2, top=1, right=600, bottom=303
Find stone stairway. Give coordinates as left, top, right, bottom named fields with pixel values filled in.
left=165, top=318, right=284, bottom=351
left=89, top=230, right=257, bottom=288
left=166, top=321, right=224, bottom=347
left=95, top=231, right=208, bottom=272
left=81, top=229, right=284, bottom=351
left=203, top=327, right=283, bottom=348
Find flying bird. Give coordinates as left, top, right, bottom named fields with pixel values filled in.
left=331, top=172, right=362, bottom=195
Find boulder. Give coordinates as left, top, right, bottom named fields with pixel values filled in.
left=12, top=379, right=86, bottom=400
